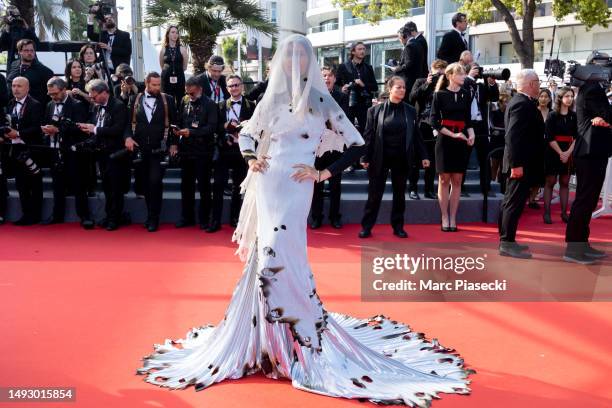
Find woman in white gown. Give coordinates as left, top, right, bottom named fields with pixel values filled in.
left=137, top=35, right=474, bottom=407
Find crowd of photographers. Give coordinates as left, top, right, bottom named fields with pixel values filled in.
left=0, top=9, right=610, bottom=264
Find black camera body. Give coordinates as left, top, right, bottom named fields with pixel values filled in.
left=71, top=135, right=100, bottom=153
left=89, top=1, right=114, bottom=23
left=347, top=82, right=371, bottom=108
left=474, top=66, right=511, bottom=81
left=547, top=51, right=612, bottom=87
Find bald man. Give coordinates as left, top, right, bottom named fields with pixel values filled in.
left=4, top=76, right=44, bottom=225
left=498, top=69, right=544, bottom=258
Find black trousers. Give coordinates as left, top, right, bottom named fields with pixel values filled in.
left=98, top=155, right=129, bottom=223
left=211, top=151, right=247, bottom=223
left=565, top=157, right=609, bottom=246
left=361, top=153, right=409, bottom=230
left=498, top=173, right=532, bottom=242
left=311, top=150, right=343, bottom=221
left=408, top=124, right=436, bottom=194
left=348, top=104, right=368, bottom=134
left=135, top=153, right=165, bottom=221
left=462, top=131, right=490, bottom=194
left=50, top=151, right=91, bottom=220
left=15, top=168, right=43, bottom=222
left=0, top=174, right=6, bottom=218
left=180, top=155, right=213, bottom=225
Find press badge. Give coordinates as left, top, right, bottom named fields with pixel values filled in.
left=169, top=76, right=178, bottom=84
left=191, top=120, right=199, bottom=128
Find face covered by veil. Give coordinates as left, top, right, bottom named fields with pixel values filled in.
left=240, top=34, right=364, bottom=154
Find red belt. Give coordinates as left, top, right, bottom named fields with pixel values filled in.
left=554, top=135, right=573, bottom=143
left=441, top=119, right=465, bottom=132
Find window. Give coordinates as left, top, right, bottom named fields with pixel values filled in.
left=270, top=1, right=277, bottom=24
left=500, top=40, right=544, bottom=63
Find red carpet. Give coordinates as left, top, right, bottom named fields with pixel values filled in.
left=1, top=206, right=611, bottom=407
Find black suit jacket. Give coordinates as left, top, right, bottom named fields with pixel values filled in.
left=0, top=74, right=8, bottom=114
left=246, top=79, right=268, bottom=103
left=502, top=93, right=545, bottom=181
left=395, top=39, right=424, bottom=94
left=7, top=59, right=54, bottom=105
left=87, top=25, right=132, bottom=68
left=362, top=101, right=428, bottom=176
left=125, top=93, right=177, bottom=150
left=197, top=72, right=230, bottom=102
left=409, top=77, right=436, bottom=124
left=414, top=34, right=429, bottom=76
left=43, top=96, right=88, bottom=146
left=436, top=30, right=467, bottom=64
left=217, top=97, right=255, bottom=152
left=335, top=60, right=378, bottom=97
left=173, top=95, right=218, bottom=155
left=573, top=82, right=612, bottom=159
left=463, top=76, right=499, bottom=134
left=330, top=87, right=349, bottom=115
left=89, top=97, right=128, bottom=152
left=7, top=95, right=43, bottom=145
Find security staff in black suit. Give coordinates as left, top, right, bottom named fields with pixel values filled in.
left=196, top=55, right=230, bottom=104
left=41, top=77, right=93, bottom=228
left=124, top=72, right=177, bottom=232
left=335, top=42, right=378, bottom=134
left=6, top=39, right=53, bottom=105
left=2, top=76, right=43, bottom=225
left=208, top=75, right=254, bottom=232
left=310, top=66, right=350, bottom=230
left=359, top=76, right=430, bottom=238
left=170, top=76, right=218, bottom=230
left=498, top=69, right=543, bottom=258
left=393, top=22, right=426, bottom=97
left=564, top=52, right=612, bottom=264
left=413, top=31, right=429, bottom=77
left=87, top=10, right=132, bottom=72
left=408, top=59, right=448, bottom=200
left=462, top=61, right=499, bottom=196
left=0, top=73, right=9, bottom=225
left=436, top=12, right=468, bottom=64
left=78, top=79, right=129, bottom=231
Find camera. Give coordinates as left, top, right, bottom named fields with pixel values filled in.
left=124, top=76, right=135, bottom=86
left=548, top=51, right=612, bottom=87
left=474, top=65, right=511, bottom=81
left=88, top=1, right=114, bottom=23
left=12, top=149, right=40, bottom=175
left=71, top=135, right=100, bottom=153
left=4, top=9, right=25, bottom=28
left=347, top=82, right=371, bottom=108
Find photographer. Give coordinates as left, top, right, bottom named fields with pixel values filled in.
left=171, top=76, right=218, bottom=230
left=408, top=59, right=448, bottom=200
left=7, top=39, right=53, bottom=105
left=335, top=42, right=378, bottom=134
left=78, top=79, right=129, bottom=231
left=196, top=55, right=230, bottom=104
left=564, top=52, right=612, bottom=264
left=124, top=72, right=177, bottom=232
left=2, top=77, right=43, bottom=226
left=41, top=77, right=93, bottom=229
left=112, top=64, right=141, bottom=103
left=87, top=4, right=131, bottom=73
left=0, top=5, right=39, bottom=66
left=209, top=75, right=254, bottom=233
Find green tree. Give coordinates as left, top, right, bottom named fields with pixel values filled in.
left=145, top=0, right=277, bottom=74
left=334, top=0, right=611, bottom=68
left=69, top=9, right=88, bottom=41
left=221, top=34, right=247, bottom=68
left=8, top=0, right=89, bottom=40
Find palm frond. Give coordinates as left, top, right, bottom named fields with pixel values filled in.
left=35, top=0, right=69, bottom=40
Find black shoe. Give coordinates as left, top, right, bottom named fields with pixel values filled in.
left=105, top=221, right=119, bottom=231
left=41, top=217, right=64, bottom=225
left=0, top=216, right=4, bottom=225
left=515, top=242, right=530, bottom=251
left=528, top=202, right=540, bottom=210
left=461, top=191, right=470, bottom=198
left=147, top=221, right=159, bottom=232
left=499, top=243, right=532, bottom=259
left=449, top=226, right=459, bottom=232
left=13, top=217, right=34, bottom=226
left=97, top=218, right=108, bottom=228
left=563, top=252, right=597, bottom=265
left=441, top=221, right=450, bottom=232
left=330, top=217, right=343, bottom=229
left=199, top=223, right=210, bottom=230
left=424, top=191, right=437, bottom=200
left=80, top=219, right=95, bottom=230
left=310, top=218, right=322, bottom=229
left=408, top=191, right=420, bottom=200
left=358, top=229, right=371, bottom=238
left=393, top=228, right=408, bottom=238
left=229, top=218, right=239, bottom=228
left=584, top=245, right=607, bottom=259
left=561, top=213, right=569, bottom=223
left=206, top=221, right=221, bottom=233
left=543, top=213, right=552, bottom=224
left=175, top=219, right=195, bottom=228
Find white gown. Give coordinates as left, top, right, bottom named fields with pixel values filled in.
left=137, top=99, right=474, bottom=407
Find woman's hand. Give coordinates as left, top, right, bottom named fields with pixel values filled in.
left=291, top=164, right=318, bottom=182
left=559, top=150, right=570, bottom=164
left=467, top=134, right=475, bottom=146
left=248, top=155, right=270, bottom=173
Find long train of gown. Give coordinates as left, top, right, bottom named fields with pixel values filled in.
left=137, top=109, right=474, bottom=407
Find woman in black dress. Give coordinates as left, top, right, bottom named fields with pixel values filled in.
left=527, top=88, right=551, bottom=209
left=543, top=87, right=577, bottom=224
left=64, top=59, right=91, bottom=104
left=430, top=63, right=475, bottom=232
left=159, top=26, right=188, bottom=104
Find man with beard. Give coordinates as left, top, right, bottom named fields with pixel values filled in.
left=7, top=39, right=53, bottom=104
left=87, top=8, right=132, bottom=72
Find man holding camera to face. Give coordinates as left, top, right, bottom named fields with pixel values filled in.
left=41, top=77, right=92, bottom=228
left=87, top=3, right=131, bottom=74
left=208, top=75, right=254, bottom=233
left=124, top=72, right=177, bottom=232
left=0, top=5, right=39, bottom=66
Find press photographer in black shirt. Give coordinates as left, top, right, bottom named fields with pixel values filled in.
left=0, top=5, right=39, bottom=66
left=124, top=72, right=177, bottom=232
left=7, top=39, right=53, bottom=105
left=41, top=77, right=93, bottom=228
left=87, top=7, right=132, bottom=73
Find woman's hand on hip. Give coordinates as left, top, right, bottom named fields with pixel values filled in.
left=248, top=155, right=270, bottom=173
